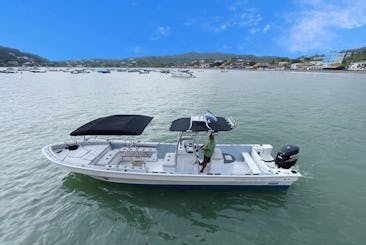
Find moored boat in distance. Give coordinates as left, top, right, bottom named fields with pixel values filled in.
left=42, top=113, right=301, bottom=189
left=70, top=68, right=91, bottom=74
left=0, top=68, right=18, bottom=73
left=29, top=68, right=47, bottom=73
left=97, top=68, right=111, bottom=73
left=171, top=70, right=195, bottom=78
left=139, top=69, right=150, bottom=74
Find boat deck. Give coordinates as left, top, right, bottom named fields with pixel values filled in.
left=49, top=141, right=279, bottom=176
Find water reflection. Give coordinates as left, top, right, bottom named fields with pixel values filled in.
left=61, top=173, right=288, bottom=235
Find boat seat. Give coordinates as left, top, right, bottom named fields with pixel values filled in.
left=209, top=148, right=224, bottom=173
left=122, top=151, right=154, bottom=157
left=95, top=149, right=119, bottom=166
left=120, top=147, right=157, bottom=161
left=176, top=154, right=195, bottom=173
left=211, top=148, right=224, bottom=160
left=68, top=143, right=111, bottom=164
left=251, top=150, right=272, bottom=173
left=163, top=153, right=176, bottom=166
left=242, top=152, right=261, bottom=175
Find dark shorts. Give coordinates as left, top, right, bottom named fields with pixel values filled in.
left=202, top=155, right=211, bottom=164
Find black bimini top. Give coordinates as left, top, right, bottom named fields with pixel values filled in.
left=169, top=117, right=233, bottom=132
left=70, top=115, right=153, bottom=136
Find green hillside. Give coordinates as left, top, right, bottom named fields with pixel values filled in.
left=0, top=46, right=49, bottom=66
left=134, top=52, right=284, bottom=65
left=343, top=47, right=366, bottom=64
left=1, top=45, right=365, bottom=67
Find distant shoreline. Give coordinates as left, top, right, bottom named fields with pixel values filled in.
left=1, top=66, right=365, bottom=75
left=193, top=68, right=366, bottom=74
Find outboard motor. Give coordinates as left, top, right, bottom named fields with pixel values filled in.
left=275, top=144, right=299, bottom=169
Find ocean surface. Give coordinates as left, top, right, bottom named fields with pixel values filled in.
left=0, top=70, right=365, bottom=244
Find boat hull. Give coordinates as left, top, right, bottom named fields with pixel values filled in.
left=64, top=165, right=297, bottom=189
left=90, top=176, right=291, bottom=190
left=89, top=176, right=292, bottom=190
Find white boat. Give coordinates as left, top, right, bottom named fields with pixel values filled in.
left=171, top=70, right=195, bottom=78
left=70, top=68, right=90, bottom=74
left=0, top=68, right=18, bottom=73
left=42, top=114, right=301, bottom=189
left=29, top=68, right=47, bottom=73
left=139, top=69, right=150, bottom=74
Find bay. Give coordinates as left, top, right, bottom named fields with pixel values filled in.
left=0, top=70, right=365, bottom=244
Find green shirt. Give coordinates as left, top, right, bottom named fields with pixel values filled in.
left=204, top=139, right=216, bottom=157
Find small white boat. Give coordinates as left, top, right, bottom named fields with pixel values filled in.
left=139, top=69, right=150, bottom=74
left=42, top=114, right=301, bottom=189
left=70, top=68, right=90, bottom=74
left=29, top=68, right=47, bottom=73
left=0, top=68, right=18, bottom=73
left=171, top=70, right=195, bottom=78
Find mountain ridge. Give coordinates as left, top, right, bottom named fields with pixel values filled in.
left=1, top=45, right=365, bottom=67
left=0, top=46, right=49, bottom=66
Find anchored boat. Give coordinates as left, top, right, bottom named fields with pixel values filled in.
left=42, top=113, right=301, bottom=189
left=170, top=70, right=195, bottom=78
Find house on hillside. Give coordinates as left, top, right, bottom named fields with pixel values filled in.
left=348, top=61, right=366, bottom=71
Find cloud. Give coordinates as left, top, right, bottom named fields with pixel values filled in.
left=263, top=24, right=271, bottom=33
left=283, top=0, right=366, bottom=53
left=206, top=7, right=262, bottom=33
left=183, top=18, right=196, bottom=27
left=130, top=1, right=139, bottom=7
left=228, top=0, right=249, bottom=12
left=215, top=24, right=228, bottom=32
left=249, top=28, right=260, bottom=34
left=233, top=8, right=262, bottom=27
left=132, top=46, right=142, bottom=53
left=222, top=44, right=232, bottom=50
left=157, top=26, right=170, bottom=36
left=151, top=26, right=171, bottom=40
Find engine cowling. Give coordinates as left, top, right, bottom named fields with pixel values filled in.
left=275, top=144, right=299, bottom=169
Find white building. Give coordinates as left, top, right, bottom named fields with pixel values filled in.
left=323, top=52, right=345, bottom=68
left=290, top=63, right=298, bottom=70
left=348, top=61, right=366, bottom=71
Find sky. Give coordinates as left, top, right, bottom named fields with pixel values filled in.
left=1, top=0, right=365, bottom=60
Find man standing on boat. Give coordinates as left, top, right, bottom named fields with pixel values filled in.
left=200, top=132, right=216, bottom=173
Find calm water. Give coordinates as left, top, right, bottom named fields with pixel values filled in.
left=1, top=70, right=365, bottom=244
